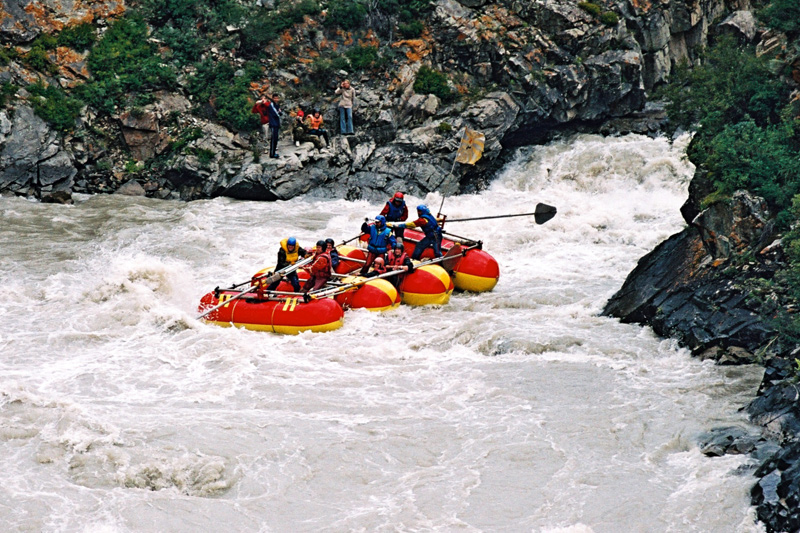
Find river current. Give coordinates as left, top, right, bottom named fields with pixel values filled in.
left=1, top=134, right=765, bottom=532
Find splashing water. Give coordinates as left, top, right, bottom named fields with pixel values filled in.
left=0, top=134, right=764, bottom=532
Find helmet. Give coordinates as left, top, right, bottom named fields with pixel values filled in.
left=325, top=238, right=335, bottom=246
left=416, top=204, right=430, bottom=215
left=375, top=215, right=386, bottom=225
left=393, top=191, right=404, bottom=200
left=313, top=108, right=320, bottom=114
left=374, top=256, right=384, bottom=264
left=296, top=110, right=304, bottom=118
left=393, top=243, right=404, bottom=252
left=287, top=237, right=297, bottom=247
left=316, top=239, right=326, bottom=249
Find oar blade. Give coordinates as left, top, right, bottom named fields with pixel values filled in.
left=441, top=244, right=462, bottom=271
left=534, top=203, right=557, bottom=225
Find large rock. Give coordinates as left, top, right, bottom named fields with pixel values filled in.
left=603, top=190, right=778, bottom=360
left=0, top=105, right=76, bottom=195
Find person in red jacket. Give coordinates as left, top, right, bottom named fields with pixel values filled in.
left=380, top=191, right=408, bottom=241
left=302, top=240, right=332, bottom=293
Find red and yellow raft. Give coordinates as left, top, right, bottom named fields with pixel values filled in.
left=335, top=245, right=454, bottom=306
left=360, top=229, right=501, bottom=292
left=198, top=291, right=344, bottom=334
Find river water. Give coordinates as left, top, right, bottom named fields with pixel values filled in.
left=1, top=134, right=765, bottom=532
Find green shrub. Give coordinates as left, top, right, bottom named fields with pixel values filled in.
left=345, top=45, right=378, bottom=70
left=398, top=20, right=424, bottom=39
left=600, top=11, right=619, bottom=26
left=324, top=0, right=367, bottom=31
left=57, top=23, right=97, bottom=51
left=186, top=59, right=262, bottom=131
left=658, top=34, right=799, bottom=219
left=413, top=65, right=452, bottom=101
left=759, top=0, right=800, bottom=33
left=27, top=82, right=83, bottom=132
left=30, top=33, right=58, bottom=51
left=78, top=16, right=176, bottom=114
left=193, top=147, right=215, bottom=166
left=578, top=2, right=602, bottom=17
left=436, top=122, right=452, bottom=134
left=0, top=82, right=17, bottom=106
left=0, top=46, right=19, bottom=66
left=24, top=46, right=58, bottom=75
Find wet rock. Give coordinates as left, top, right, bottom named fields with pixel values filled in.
left=752, top=442, right=800, bottom=532
left=603, top=204, right=777, bottom=357
left=40, top=190, right=73, bottom=204
left=698, top=426, right=763, bottom=456
left=115, top=180, right=146, bottom=196
left=0, top=106, right=76, bottom=196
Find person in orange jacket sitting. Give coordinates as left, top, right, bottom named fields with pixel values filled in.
left=306, top=108, right=329, bottom=147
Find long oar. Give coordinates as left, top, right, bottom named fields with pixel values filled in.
left=198, top=256, right=314, bottom=320
left=444, top=203, right=557, bottom=225
left=197, top=286, right=258, bottom=320
left=309, top=269, right=406, bottom=299
left=258, top=255, right=314, bottom=286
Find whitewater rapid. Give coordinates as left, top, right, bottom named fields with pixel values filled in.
left=0, top=134, right=764, bottom=532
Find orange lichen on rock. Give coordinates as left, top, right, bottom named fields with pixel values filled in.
left=249, top=81, right=271, bottom=96
left=24, top=2, right=64, bottom=32
left=359, top=29, right=380, bottom=48
left=391, top=37, right=431, bottom=63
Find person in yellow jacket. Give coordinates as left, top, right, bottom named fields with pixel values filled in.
left=267, top=237, right=307, bottom=292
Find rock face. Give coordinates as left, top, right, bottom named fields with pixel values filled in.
left=603, top=191, right=778, bottom=363
left=0, top=105, right=77, bottom=196
left=0, top=0, right=749, bottom=203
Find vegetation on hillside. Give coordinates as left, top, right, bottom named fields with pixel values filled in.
left=659, top=34, right=799, bottom=223
left=658, top=0, right=800, bottom=344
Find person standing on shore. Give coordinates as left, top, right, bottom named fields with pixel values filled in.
left=335, top=80, right=355, bottom=135
left=252, top=93, right=282, bottom=158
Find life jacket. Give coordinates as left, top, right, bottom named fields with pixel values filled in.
left=387, top=251, right=408, bottom=269
left=368, top=225, right=393, bottom=254
left=419, top=213, right=442, bottom=238
left=280, top=238, right=300, bottom=264
left=310, top=252, right=331, bottom=278
left=372, top=261, right=387, bottom=275
left=384, top=200, right=406, bottom=221
left=329, top=249, right=340, bottom=269
left=308, top=114, right=323, bottom=129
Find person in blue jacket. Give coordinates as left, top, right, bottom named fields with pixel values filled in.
left=325, top=238, right=340, bottom=270
left=390, top=204, right=443, bottom=259
left=359, top=215, right=396, bottom=275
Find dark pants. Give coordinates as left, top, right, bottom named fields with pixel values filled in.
left=302, top=275, right=329, bottom=293
left=411, top=234, right=442, bottom=259
left=309, top=128, right=329, bottom=145
left=269, top=125, right=280, bottom=157
left=267, top=271, right=300, bottom=293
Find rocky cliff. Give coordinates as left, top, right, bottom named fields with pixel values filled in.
left=0, top=0, right=746, bottom=203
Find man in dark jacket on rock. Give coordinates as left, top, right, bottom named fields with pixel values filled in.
left=252, top=93, right=282, bottom=158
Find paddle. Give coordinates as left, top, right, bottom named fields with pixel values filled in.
left=197, top=285, right=259, bottom=320
left=309, top=269, right=406, bottom=299
left=258, top=255, right=315, bottom=286
left=443, top=203, right=557, bottom=225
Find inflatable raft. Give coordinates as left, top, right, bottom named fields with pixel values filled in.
left=359, top=229, right=501, bottom=292
left=198, top=289, right=344, bottom=334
